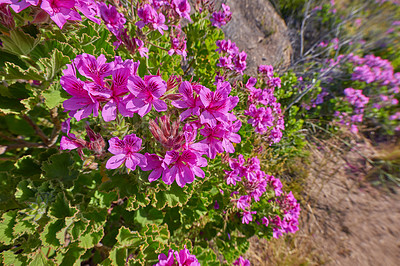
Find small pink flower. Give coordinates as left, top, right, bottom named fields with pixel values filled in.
left=106, top=134, right=147, bottom=171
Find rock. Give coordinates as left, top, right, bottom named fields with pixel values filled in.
left=218, top=0, right=292, bottom=75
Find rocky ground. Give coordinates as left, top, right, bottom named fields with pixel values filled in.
left=218, top=0, right=292, bottom=75
left=248, top=136, right=400, bottom=265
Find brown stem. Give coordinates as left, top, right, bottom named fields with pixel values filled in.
left=144, top=40, right=169, bottom=51
left=48, top=107, right=61, bottom=147
left=22, top=114, right=49, bottom=145
left=183, top=58, right=195, bottom=76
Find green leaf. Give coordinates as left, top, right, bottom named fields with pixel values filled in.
left=13, top=219, right=37, bottom=238
left=70, top=220, right=89, bottom=241
left=30, top=250, right=55, bottom=266
left=78, top=227, right=104, bottom=249
left=0, top=96, right=25, bottom=114
left=3, top=62, right=44, bottom=81
left=49, top=193, right=77, bottom=219
left=37, top=49, right=70, bottom=81
left=0, top=82, right=30, bottom=99
left=89, top=190, right=118, bottom=208
left=164, top=183, right=190, bottom=208
left=59, top=244, right=85, bottom=266
left=109, top=247, right=127, bottom=266
left=42, top=153, right=79, bottom=186
left=40, top=219, right=65, bottom=248
left=12, top=155, right=41, bottom=178
left=0, top=28, right=40, bottom=55
left=0, top=172, right=21, bottom=211
left=134, top=207, right=163, bottom=227
left=4, top=115, right=35, bottom=135
left=0, top=211, right=17, bottom=245
left=41, top=82, right=69, bottom=109
left=1, top=250, right=26, bottom=266
left=116, top=226, right=142, bottom=247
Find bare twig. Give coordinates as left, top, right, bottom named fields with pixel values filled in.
left=300, top=0, right=312, bottom=57
left=22, top=114, right=49, bottom=145
left=144, top=40, right=169, bottom=51
left=48, top=107, right=62, bottom=147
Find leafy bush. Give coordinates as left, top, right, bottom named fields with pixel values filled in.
left=0, top=1, right=302, bottom=265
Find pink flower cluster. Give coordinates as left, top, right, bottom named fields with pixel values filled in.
left=98, top=2, right=151, bottom=57
left=60, top=53, right=245, bottom=188
left=344, top=88, right=369, bottom=109
left=154, top=246, right=200, bottom=266
left=244, top=66, right=284, bottom=144
left=333, top=88, right=370, bottom=134
left=334, top=111, right=362, bottom=134
left=0, top=0, right=101, bottom=28
left=215, top=39, right=247, bottom=75
left=349, top=54, right=400, bottom=87
left=225, top=155, right=285, bottom=224
left=270, top=191, right=301, bottom=239
left=61, top=54, right=168, bottom=121
left=233, top=256, right=250, bottom=266
left=210, top=3, right=231, bottom=28
left=97, top=1, right=190, bottom=58
left=142, top=80, right=241, bottom=187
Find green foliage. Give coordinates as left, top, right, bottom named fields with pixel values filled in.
left=0, top=1, right=307, bottom=265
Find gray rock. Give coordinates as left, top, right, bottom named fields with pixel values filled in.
left=217, top=0, right=292, bottom=75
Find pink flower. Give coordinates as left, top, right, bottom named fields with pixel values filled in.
left=242, top=210, right=256, bottom=224
left=172, top=0, right=191, bottom=21
left=98, top=2, right=126, bottom=36
left=154, top=249, right=175, bottom=266
left=210, top=3, right=231, bottom=28
left=127, top=75, right=168, bottom=117
left=2, top=0, right=39, bottom=13
left=174, top=246, right=200, bottom=266
left=106, top=134, right=147, bottom=171
left=142, top=153, right=170, bottom=183
left=74, top=53, right=113, bottom=85
left=172, top=81, right=201, bottom=121
left=198, top=81, right=239, bottom=127
left=40, top=0, right=81, bottom=29
left=237, top=195, right=250, bottom=210
left=60, top=65, right=100, bottom=121
left=163, top=149, right=206, bottom=187
left=233, top=256, right=251, bottom=266
left=262, top=217, right=269, bottom=226
left=135, top=38, right=149, bottom=58
left=154, top=246, right=199, bottom=266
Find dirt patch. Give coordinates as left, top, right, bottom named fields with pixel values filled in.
left=248, top=137, right=400, bottom=265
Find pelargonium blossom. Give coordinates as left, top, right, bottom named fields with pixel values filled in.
left=198, top=81, right=239, bottom=127
left=127, top=75, right=168, bottom=117
left=60, top=64, right=100, bottom=121
left=242, top=210, right=256, bottom=224
left=233, top=256, right=251, bottom=266
left=61, top=54, right=141, bottom=121
left=162, top=149, right=206, bottom=187
left=106, top=134, right=147, bottom=171
left=154, top=246, right=200, bottom=266
left=215, top=39, right=247, bottom=74
left=0, top=0, right=38, bottom=13
left=40, top=0, right=84, bottom=29
left=172, top=81, right=201, bottom=121
left=136, top=4, right=168, bottom=34
left=98, top=2, right=126, bottom=37
left=210, top=3, right=231, bottom=28
left=172, top=0, right=191, bottom=21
